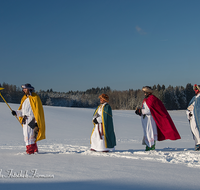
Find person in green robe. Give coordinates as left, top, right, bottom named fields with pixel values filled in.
left=90, top=94, right=116, bottom=152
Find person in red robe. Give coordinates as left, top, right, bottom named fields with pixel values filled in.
left=135, top=86, right=181, bottom=151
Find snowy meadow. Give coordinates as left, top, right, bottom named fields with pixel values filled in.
left=0, top=102, right=200, bottom=190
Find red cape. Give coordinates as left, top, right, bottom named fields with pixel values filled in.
left=145, top=95, right=181, bottom=141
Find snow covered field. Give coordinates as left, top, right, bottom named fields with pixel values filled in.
left=0, top=102, right=200, bottom=190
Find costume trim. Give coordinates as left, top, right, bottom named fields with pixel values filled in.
left=103, top=110, right=112, bottom=117
left=194, top=98, right=200, bottom=132
left=101, top=104, right=107, bottom=148
left=90, top=105, right=100, bottom=144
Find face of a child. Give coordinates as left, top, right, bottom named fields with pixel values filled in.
left=100, top=98, right=106, bottom=104
left=144, top=92, right=151, bottom=98
left=194, top=85, right=200, bottom=95
left=23, top=88, right=29, bottom=95
left=195, top=89, right=200, bottom=95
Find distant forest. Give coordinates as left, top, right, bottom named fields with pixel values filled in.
left=0, top=83, right=195, bottom=110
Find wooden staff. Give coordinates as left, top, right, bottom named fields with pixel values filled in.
left=0, top=87, right=22, bottom=125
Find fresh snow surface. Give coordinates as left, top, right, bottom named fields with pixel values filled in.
left=0, top=102, right=200, bottom=190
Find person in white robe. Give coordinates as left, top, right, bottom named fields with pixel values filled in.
left=90, top=94, right=116, bottom=152
left=186, top=84, right=200, bottom=151
left=136, top=86, right=180, bottom=151
left=12, top=84, right=43, bottom=154
left=141, top=100, right=158, bottom=149
left=135, top=87, right=157, bottom=151
left=16, top=97, right=37, bottom=147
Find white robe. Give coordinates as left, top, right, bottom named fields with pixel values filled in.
left=16, top=98, right=36, bottom=146
left=186, top=93, right=200, bottom=145
left=141, top=102, right=158, bottom=147
left=91, top=103, right=115, bottom=152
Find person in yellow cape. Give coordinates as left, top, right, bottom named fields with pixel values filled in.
left=90, top=94, right=116, bottom=152
left=12, top=83, right=46, bottom=154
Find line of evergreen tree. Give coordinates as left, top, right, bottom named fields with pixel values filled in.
left=0, top=82, right=195, bottom=110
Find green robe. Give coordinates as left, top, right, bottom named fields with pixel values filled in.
left=92, top=103, right=116, bottom=148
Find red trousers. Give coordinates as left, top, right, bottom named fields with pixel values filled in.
left=26, top=143, right=38, bottom=154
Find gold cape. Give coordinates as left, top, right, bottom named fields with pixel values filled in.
left=18, top=92, right=46, bottom=142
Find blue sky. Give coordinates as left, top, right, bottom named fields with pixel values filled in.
left=0, top=0, right=200, bottom=92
